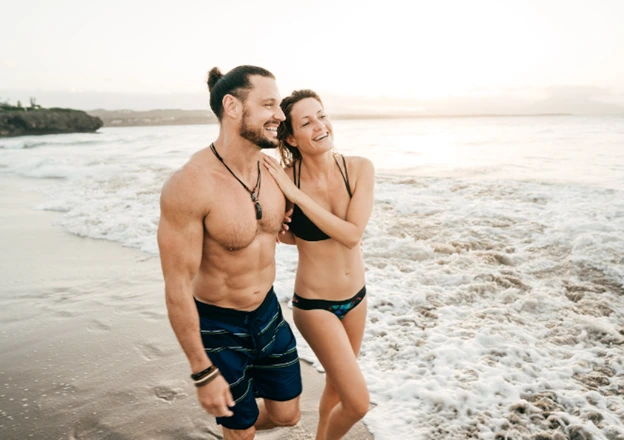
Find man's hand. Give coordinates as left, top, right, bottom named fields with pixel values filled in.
left=277, top=208, right=293, bottom=243
left=197, top=374, right=235, bottom=417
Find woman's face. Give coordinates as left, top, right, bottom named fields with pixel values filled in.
left=288, top=97, right=334, bottom=154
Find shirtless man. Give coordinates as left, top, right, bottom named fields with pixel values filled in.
left=157, top=65, right=301, bottom=440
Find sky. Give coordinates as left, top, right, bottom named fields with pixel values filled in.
left=2, top=0, right=624, bottom=113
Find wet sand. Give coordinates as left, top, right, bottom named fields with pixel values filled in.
left=0, top=176, right=372, bottom=440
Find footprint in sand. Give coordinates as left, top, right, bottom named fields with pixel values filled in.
left=139, top=310, right=167, bottom=322
left=87, top=320, right=111, bottom=332
left=153, top=385, right=182, bottom=403
left=135, top=342, right=163, bottom=361
left=53, top=310, right=75, bottom=318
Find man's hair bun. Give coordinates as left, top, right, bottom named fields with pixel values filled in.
left=207, top=67, right=224, bottom=92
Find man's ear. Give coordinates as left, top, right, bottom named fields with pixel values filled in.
left=286, top=135, right=298, bottom=147
left=222, top=94, right=241, bottom=119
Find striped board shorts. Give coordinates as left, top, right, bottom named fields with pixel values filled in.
left=195, top=287, right=302, bottom=430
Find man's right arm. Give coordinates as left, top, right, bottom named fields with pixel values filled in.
left=157, top=169, right=234, bottom=416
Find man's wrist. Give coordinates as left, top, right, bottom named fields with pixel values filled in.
left=190, top=358, right=213, bottom=376
left=190, top=365, right=217, bottom=381
left=193, top=367, right=221, bottom=388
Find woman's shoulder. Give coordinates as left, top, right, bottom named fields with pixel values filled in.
left=341, top=155, right=374, bottom=176
left=281, top=161, right=296, bottom=179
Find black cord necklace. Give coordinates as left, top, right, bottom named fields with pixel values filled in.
left=210, top=143, right=262, bottom=220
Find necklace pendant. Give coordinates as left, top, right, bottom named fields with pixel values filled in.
left=255, top=202, right=262, bottom=220
left=251, top=194, right=257, bottom=202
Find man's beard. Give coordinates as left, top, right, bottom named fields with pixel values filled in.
left=240, top=111, right=278, bottom=150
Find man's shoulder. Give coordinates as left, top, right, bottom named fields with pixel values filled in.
left=161, top=152, right=213, bottom=209
left=163, top=164, right=200, bottom=194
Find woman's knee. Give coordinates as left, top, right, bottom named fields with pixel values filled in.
left=343, top=390, right=370, bottom=421
left=324, top=378, right=339, bottom=396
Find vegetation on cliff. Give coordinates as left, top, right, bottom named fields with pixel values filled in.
left=0, top=99, right=103, bottom=137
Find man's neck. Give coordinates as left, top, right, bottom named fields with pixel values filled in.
left=212, top=134, right=262, bottom=176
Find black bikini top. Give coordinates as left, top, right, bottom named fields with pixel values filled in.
left=290, top=155, right=352, bottom=242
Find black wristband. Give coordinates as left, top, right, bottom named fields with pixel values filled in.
left=194, top=369, right=221, bottom=388
left=190, top=365, right=216, bottom=381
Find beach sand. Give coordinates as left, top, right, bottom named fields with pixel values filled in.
left=0, top=176, right=373, bottom=440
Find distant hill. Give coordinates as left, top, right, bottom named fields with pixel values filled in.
left=88, top=109, right=216, bottom=127
left=87, top=108, right=580, bottom=128
left=6, top=85, right=623, bottom=119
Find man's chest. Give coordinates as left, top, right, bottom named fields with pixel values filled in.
left=204, top=184, right=285, bottom=250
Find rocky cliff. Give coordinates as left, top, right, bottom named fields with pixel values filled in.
left=0, top=107, right=103, bottom=137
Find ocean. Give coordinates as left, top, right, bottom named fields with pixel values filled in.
left=1, top=115, right=623, bottom=439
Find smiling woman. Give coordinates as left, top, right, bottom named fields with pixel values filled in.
left=262, top=89, right=376, bottom=440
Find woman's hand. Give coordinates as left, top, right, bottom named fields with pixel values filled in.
left=262, top=155, right=301, bottom=203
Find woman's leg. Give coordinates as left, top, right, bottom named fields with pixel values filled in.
left=294, top=297, right=369, bottom=440
left=317, top=378, right=340, bottom=440
left=317, top=297, right=367, bottom=439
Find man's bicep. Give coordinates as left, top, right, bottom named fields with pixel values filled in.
left=157, top=201, right=204, bottom=283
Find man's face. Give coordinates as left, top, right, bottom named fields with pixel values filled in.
left=238, top=76, right=285, bottom=149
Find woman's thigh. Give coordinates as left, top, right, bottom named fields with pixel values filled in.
left=340, top=296, right=367, bottom=356
left=293, top=302, right=368, bottom=402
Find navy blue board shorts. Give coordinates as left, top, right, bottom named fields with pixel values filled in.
left=195, top=287, right=302, bottom=430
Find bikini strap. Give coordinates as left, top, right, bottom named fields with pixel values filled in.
left=295, top=159, right=302, bottom=188
left=334, top=155, right=352, bottom=198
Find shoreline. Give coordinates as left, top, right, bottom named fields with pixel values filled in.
left=0, top=176, right=372, bottom=439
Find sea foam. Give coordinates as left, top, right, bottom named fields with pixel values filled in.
left=1, top=119, right=623, bottom=438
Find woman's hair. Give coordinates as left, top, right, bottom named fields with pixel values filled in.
left=277, top=89, right=324, bottom=167
left=207, top=65, right=275, bottom=120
